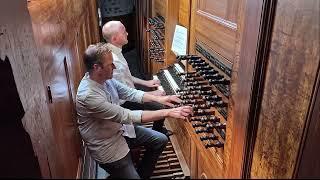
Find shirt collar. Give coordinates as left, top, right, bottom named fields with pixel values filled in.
left=106, top=43, right=122, bottom=55
left=84, top=72, right=105, bottom=90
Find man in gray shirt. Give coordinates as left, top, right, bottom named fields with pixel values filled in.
left=76, top=43, right=192, bottom=179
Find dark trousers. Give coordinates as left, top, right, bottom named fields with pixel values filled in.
left=121, top=101, right=165, bottom=131
left=99, top=125, right=168, bottom=179
left=99, top=152, right=140, bottom=179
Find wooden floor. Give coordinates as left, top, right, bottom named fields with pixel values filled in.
left=141, top=122, right=189, bottom=179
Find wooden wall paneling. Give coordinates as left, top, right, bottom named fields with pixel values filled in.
left=225, top=0, right=267, bottom=178
left=189, top=0, right=239, bottom=64
left=85, top=10, right=93, bottom=47
left=190, top=138, right=197, bottom=179
left=87, top=0, right=100, bottom=43
left=135, top=0, right=148, bottom=77
left=189, top=0, right=197, bottom=54
left=27, top=0, right=100, bottom=177
left=76, top=28, right=87, bottom=78
left=153, top=0, right=167, bottom=18
left=145, top=17, right=152, bottom=78
left=81, top=22, right=89, bottom=51
left=178, top=0, right=191, bottom=28
left=295, top=68, right=320, bottom=178
left=0, top=0, right=55, bottom=178
left=47, top=50, right=80, bottom=178
left=250, top=0, right=320, bottom=178
left=164, top=0, right=180, bottom=66
left=178, top=0, right=191, bottom=55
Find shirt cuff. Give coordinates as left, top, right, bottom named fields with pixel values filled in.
left=135, top=90, right=145, bottom=103
left=130, top=110, right=143, bottom=123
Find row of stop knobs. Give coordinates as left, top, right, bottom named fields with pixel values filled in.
left=147, top=15, right=165, bottom=62
left=147, top=16, right=165, bottom=29
left=177, top=84, right=225, bottom=148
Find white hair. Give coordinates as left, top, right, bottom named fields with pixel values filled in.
left=102, top=21, right=123, bottom=42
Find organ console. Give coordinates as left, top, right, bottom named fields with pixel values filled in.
left=3, top=0, right=317, bottom=179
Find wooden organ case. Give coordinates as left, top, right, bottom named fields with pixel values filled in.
left=1, top=0, right=319, bottom=178
left=146, top=0, right=320, bottom=179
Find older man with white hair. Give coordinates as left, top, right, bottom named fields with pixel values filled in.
left=102, top=20, right=173, bottom=137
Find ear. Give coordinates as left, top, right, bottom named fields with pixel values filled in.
left=111, top=35, right=117, bottom=42
left=93, top=64, right=101, bottom=71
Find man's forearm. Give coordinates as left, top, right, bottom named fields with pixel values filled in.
left=132, top=76, right=148, bottom=86
left=141, top=109, right=168, bottom=123
left=142, top=93, right=160, bottom=103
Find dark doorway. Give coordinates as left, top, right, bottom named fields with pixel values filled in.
left=0, top=56, right=41, bottom=178
left=99, top=0, right=137, bottom=53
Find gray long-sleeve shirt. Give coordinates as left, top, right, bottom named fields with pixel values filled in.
left=76, top=73, right=144, bottom=163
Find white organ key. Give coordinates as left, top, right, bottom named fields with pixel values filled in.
left=163, top=69, right=179, bottom=93
left=153, top=75, right=164, bottom=91
left=174, top=63, right=185, bottom=73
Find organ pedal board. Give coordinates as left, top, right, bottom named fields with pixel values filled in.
left=139, top=122, right=188, bottom=179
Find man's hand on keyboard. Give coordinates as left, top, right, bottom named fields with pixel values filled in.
left=145, top=79, right=161, bottom=88
left=156, top=95, right=182, bottom=107
left=148, top=89, right=166, bottom=96
left=166, top=106, right=193, bottom=120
